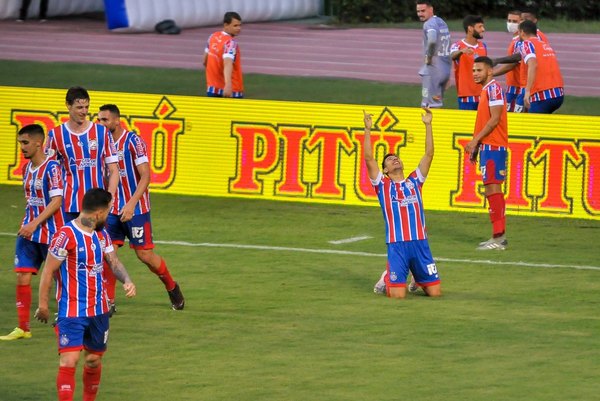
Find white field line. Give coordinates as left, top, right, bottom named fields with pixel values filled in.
left=1, top=232, right=598, bottom=271
left=328, top=235, right=372, bottom=245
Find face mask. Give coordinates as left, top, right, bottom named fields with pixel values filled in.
left=507, top=22, right=519, bottom=34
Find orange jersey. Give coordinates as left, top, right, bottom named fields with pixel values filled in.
left=450, top=39, right=487, bottom=98
left=475, top=79, right=508, bottom=147
left=205, top=31, right=244, bottom=95
left=506, top=36, right=520, bottom=88
left=537, top=29, right=549, bottom=44
left=519, top=37, right=563, bottom=95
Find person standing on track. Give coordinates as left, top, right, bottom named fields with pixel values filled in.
left=0, top=124, right=64, bottom=341
left=416, top=0, right=451, bottom=108
left=97, top=104, right=185, bottom=311
left=450, top=15, right=487, bottom=111
left=465, top=56, right=509, bottom=250
left=203, top=11, right=244, bottom=98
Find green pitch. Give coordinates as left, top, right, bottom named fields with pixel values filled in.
left=0, top=184, right=599, bottom=401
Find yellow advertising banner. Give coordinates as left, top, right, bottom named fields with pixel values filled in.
left=1, top=86, right=599, bottom=219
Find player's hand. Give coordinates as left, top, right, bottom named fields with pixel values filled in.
left=363, top=110, right=373, bottom=130
left=421, top=107, right=432, bottom=124
left=524, top=89, right=531, bottom=110
left=463, top=48, right=474, bottom=55
left=223, top=84, right=233, bottom=98
left=119, top=203, right=135, bottom=223
left=18, top=222, right=38, bottom=238
left=465, top=139, right=479, bottom=162
left=34, top=307, right=49, bottom=324
left=425, top=55, right=432, bottom=65
left=123, top=282, right=136, bottom=298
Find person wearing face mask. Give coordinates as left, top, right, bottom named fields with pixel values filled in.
left=493, top=10, right=524, bottom=112
left=450, top=15, right=487, bottom=110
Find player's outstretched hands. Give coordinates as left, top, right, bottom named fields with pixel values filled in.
left=123, top=282, right=136, bottom=298
left=421, top=106, right=432, bottom=125
left=363, top=110, right=373, bottom=130
left=34, top=307, right=50, bottom=324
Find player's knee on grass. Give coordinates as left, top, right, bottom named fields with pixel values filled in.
left=424, top=284, right=442, bottom=297
left=388, top=287, right=407, bottom=299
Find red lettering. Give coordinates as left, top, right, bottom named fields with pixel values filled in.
left=531, top=142, right=582, bottom=211
left=452, top=136, right=484, bottom=206
left=230, top=125, right=279, bottom=193
left=505, top=140, right=534, bottom=209
left=276, top=126, right=310, bottom=195
left=307, top=129, right=353, bottom=198
left=580, top=141, right=600, bottom=215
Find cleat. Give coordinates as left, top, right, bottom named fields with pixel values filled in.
left=0, top=327, right=32, bottom=340
left=477, top=237, right=508, bottom=251
left=373, top=270, right=387, bottom=295
left=168, top=282, right=185, bottom=310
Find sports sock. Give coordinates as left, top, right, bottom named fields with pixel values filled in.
left=16, top=284, right=31, bottom=332
left=83, top=364, right=102, bottom=401
left=103, top=261, right=116, bottom=303
left=57, top=366, right=76, bottom=401
left=150, top=257, right=176, bottom=291
left=487, top=192, right=506, bottom=238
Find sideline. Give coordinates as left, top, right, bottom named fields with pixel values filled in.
left=1, top=232, right=598, bottom=271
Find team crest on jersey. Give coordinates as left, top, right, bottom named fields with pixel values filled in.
left=90, top=243, right=96, bottom=251
left=390, top=272, right=398, bottom=281
left=405, top=181, right=414, bottom=190
left=89, top=140, right=97, bottom=150
left=59, top=334, right=70, bottom=346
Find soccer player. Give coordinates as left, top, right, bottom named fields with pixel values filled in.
left=450, top=15, right=487, bottom=110
left=465, top=56, right=508, bottom=250
left=0, top=124, right=64, bottom=341
left=498, top=10, right=523, bottom=112
left=518, top=20, right=564, bottom=113
left=521, top=8, right=550, bottom=44
left=365, top=108, right=441, bottom=299
left=44, top=86, right=120, bottom=221
left=35, top=188, right=136, bottom=401
left=416, top=1, right=451, bottom=108
left=96, top=104, right=185, bottom=310
left=203, top=11, right=244, bottom=98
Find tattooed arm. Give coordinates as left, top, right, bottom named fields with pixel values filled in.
left=104, top=250, right=136, bottom=297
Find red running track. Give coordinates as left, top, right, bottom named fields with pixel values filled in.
left=1, top=16, right=599, bottom=97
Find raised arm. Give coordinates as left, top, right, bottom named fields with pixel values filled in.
left=362, top=111, right=380, bottom=181
left=417, top=107, right=434, bottom=177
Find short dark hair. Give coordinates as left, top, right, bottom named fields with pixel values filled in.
left=381, top=153, right=395, bottom=171
left=99, top=104, right=121, bottom=117
left=416, top=0, right=432, bottom=5
left=463, top=15, right=484, bottom=33
left=66, top=86, right=90, bottom=105
left=18, top=124, right=45, bottom=140
left=82, top=188, right=112, bottom=213
left=474, top=56, right=493, bottom=68
left=224, top=11, right=241, bottom=24
left=521, top=7, right=538, bottom=19
left=519, top=20, right=537, bottom=35
left=508, top=10, right=521, bottom=16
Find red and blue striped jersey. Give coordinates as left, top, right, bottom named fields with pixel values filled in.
left=49, top=223, right=114, bottom=318
left=45, top=122, right=118, bottom=213
left=112, top=131, right=151, bottom=215
left=21, top=157, right=65, bottom=244
left=371, top=169, right=428, bottom=243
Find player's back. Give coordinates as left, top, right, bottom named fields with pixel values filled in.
left=423, top=16, right=451, bottom=66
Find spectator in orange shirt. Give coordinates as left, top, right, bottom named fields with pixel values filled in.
left=450, top=15, right=487, bottom=110
left=203, top=12, right=244, bottom=98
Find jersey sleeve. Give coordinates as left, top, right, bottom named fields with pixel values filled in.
left=370, top=171, right=384, bottom=186
left=104, top=129, right=119, bottom=164
left=47, top=161, right=64, bottom=198
left=520, top=40, right=536, bottom=64
left=487, top=82, right=505, bottom=107
left=130, top=134, right=149, bottom=166
left=223, top=39, right=238, bottom=60
left=100, top=229, right=114, bottom=254
left=450, top=41, right=461, bottom=53
left=49, top=228, right=72, bottom=261
left=44, top=128, right=57, bottom=158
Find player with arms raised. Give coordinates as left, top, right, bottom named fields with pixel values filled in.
left=365, top=108, right=441, bottom=299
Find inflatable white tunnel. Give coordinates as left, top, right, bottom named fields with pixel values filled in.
left=104, top=0, right=322, bottom=32
left=0, top=0, right=103, bottom=19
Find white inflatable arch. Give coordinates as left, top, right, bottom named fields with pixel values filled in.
left=105, top=0, right=322, bottom=32
left=0, top=0, right=103, bottom=19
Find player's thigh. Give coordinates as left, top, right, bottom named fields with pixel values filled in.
left=479, top=148, right=507, bottom=185
left=106, top=213, right=127, bottom=246
left=83, top=314, right=110, bottom=354
left=387, top=242, right=410, bottom=286
left=126, top=213, right=155, bottom=249
left=56, top=317, right=87, bottom=354
left=409, top=240, right=440, bottom=285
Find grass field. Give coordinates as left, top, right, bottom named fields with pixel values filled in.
left=0, top=184, right=599, bottom=401
left=1, top=60, right=599, bottom=116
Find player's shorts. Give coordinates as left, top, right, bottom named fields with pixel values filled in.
left=55, top=314, right=110, bottom=354
left=505, top=87, right=522, bottom=112
left=479, top=145, right=507, bottom=185
left=513, top=91, right=526, bottom=113
left=529, top=96, right=564, bottom=114
left=107, top=212, right=154, bottom=250
left=385, top=240, right=440, bottom=288
left=14, top=236, right=48, bottom=274
left=206, top=87, right=244, bottom=98
left=458, top=99, right=479, bottom=111
left=420, top=64, right=450, bottom=108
